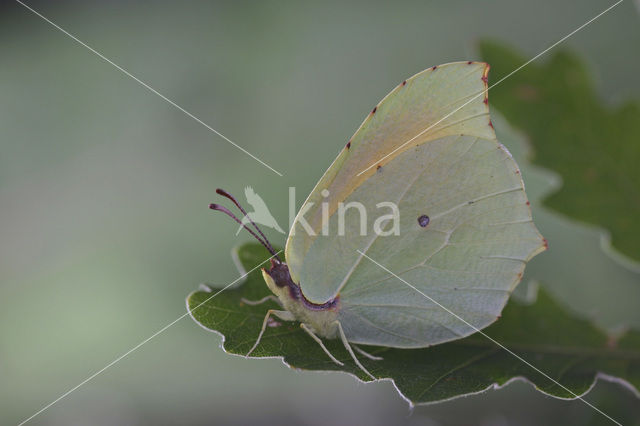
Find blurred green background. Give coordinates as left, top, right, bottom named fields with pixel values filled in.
left=1, top=1, right=639, bottom=425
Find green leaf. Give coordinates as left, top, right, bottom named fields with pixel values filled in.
left=479, top=40, right=640, bottom=262
left=492, top=111, right=640, bottom=331
left=188, top=243, right=640, bottom=405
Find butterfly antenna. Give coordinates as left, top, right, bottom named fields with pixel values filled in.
left=209, top=203, right=280, bottom=260
left=215, top=188, right=279, bottom=257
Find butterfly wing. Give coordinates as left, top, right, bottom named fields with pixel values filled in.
left=329, top=134, right=544, bottom=347
left=287, top=62, right=502, bottom=303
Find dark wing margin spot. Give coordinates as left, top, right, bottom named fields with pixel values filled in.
left=481, top=64, right=490, bottom=84
left=418, top=215, right=430, bottom=227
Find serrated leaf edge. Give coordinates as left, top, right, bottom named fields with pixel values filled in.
left=186, top=247, right=639, bottom=407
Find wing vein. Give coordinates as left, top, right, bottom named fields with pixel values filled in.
left=347, top=310, right=422, bottom=343
left=334, top=136, right=463, bottom=294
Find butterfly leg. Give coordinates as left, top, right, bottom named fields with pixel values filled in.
left=240, top=295, right=281, bottom=306
left=300, top=323, right=345, bottom=366
left=353, top=345, right=384, bottom=361
left=333, top=321, right=376, bottom=380
left=246, top=309, right=295, bottom=357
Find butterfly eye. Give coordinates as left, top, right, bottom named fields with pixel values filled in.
left=417, top=215, right=430, bottom=227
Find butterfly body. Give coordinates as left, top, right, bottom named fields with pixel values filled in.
left=262, top=260, right=339, bottom=339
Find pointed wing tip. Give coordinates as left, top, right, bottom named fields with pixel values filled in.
left=481, top=62, right=490, bottom=84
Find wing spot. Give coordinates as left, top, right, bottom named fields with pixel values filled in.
left=481, top=64, right=490, bottom=84
left=402, top=80, right=407, bottom=86
left=467, top=61, right=473, bottom=64
left=346, top=141, right=351, bottom=149
left=432, top=65, right=438, bottom=70
left=418, top=215, right=430, bottom=227
left=371, top=106, right=377, bottom=114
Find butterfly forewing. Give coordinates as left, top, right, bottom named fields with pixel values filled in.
left=287, top=62, right=496, bottom=302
